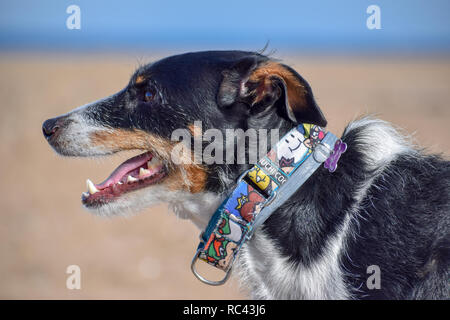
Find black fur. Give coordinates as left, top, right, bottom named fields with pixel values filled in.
left=264, top=126, right=450, bottom=299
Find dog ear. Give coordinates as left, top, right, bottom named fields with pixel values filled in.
left=218, top=58, right=327, bottom=127
left=217, top=56, right=260, bottom=108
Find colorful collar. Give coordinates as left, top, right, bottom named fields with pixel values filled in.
left=191, top=123, right=347, bottom=285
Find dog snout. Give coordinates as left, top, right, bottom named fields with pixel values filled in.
left=42, top=117, right=61, bottom=140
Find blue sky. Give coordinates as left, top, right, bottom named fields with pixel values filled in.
left=0, top=0, right=449, bottom=53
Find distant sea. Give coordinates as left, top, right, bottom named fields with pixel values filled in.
left=1, top=30, right=449, bottom=55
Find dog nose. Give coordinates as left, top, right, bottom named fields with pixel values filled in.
left=42, top=118, right=60, bottom=139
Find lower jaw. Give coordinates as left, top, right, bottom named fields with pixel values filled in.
left=81, top=169, right=168, bottom=208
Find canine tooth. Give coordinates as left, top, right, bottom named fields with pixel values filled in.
left=82, top=192, right=90, bottom=198
left=118, top=181, right=123, bottom=185
left=127, top=175, right=138, bottom=183
left=139, top=168, right=150, bottom=177
left=147, top=158, right=161, bottom=169
left=86, top=179, right=99, bottom=194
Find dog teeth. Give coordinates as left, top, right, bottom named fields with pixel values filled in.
left=127, top=175, right=138, bottom=183
left=117, top=181, right=123, bottom=185
left=139, top=167, right=150, bottom=177
left=82, top=192, right=90, bottom=198
left=147, top=157, right=161, bottom=169
left=86, top=179, right=99, bottom=194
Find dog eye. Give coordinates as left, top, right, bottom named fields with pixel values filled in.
left=144, top=89, right=156, bottom=102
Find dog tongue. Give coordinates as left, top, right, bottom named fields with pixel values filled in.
left=95, top=152, right=153, bottom=189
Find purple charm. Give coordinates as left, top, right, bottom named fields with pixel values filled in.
left=324, top=140, right=347, bottom=173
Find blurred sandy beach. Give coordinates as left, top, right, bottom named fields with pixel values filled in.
left=0, top=53, right=449, bottom=299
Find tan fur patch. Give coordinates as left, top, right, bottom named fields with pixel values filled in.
left=89, top=129, right=207, bottom=193
left=90, top=129, right=171, bottom=159
left=249, top=61, right=307, bottom=109
left=188, top=123, right=202, bottom=137
left=135, top=75, right=146, bottom=84
left=165, top=163, right=207, bottom=193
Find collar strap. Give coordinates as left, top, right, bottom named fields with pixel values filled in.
left=191, top=123, right=347, bottom=285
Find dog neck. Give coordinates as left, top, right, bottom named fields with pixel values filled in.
left=235, top=118, right=414, bottom=299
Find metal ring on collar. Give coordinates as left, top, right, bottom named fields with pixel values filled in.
left=190, top=251, right=232, bottom=286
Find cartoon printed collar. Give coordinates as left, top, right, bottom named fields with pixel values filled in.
left=191, top=123, right=347, bottom=285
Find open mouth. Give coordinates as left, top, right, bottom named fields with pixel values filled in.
left=81, top=152, right=168, bottom=207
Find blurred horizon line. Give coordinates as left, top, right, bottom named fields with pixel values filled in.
left=1, top=34, right=450, bottom=57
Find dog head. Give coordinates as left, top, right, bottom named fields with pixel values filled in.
left=42, top=50, right=326, bottom=227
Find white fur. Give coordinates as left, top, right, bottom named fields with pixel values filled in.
left=60, top=113, right=113, bottom=156
left=169, top=191, right=224, bottom=229
left=236, top=214, right=352, bottom=299
left=344, top=117, right=414, bottom=171
left=51, top=97, right=117, bottom=157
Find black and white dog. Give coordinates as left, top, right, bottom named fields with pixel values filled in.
left=42, top=51, right=449, bottom=299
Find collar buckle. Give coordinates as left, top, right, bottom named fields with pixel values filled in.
left=191, top=250, right=233, bottom=286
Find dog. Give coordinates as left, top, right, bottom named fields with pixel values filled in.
left=42, top=50, right=449, bottom=299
